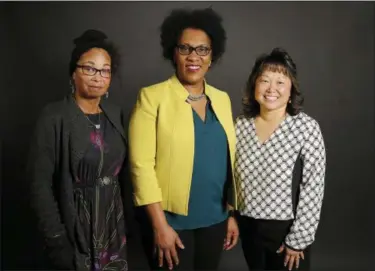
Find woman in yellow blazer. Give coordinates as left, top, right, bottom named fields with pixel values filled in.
left=128, top=8, right=239, bottom=271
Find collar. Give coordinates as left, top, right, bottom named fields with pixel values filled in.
left=169, top=73, right=213, bottom=100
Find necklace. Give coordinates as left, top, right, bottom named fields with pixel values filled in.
left=187, top=84, right=206, bottom=102
left=72, top=95, right=101, bottom=129
left=85, top=113, right=101, bottom=130
left=187, top=92, right=206, bottom=102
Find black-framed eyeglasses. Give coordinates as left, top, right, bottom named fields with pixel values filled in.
left=176, top=44, right=211, bottom=56
left=76, top=65, right=112, bottom=78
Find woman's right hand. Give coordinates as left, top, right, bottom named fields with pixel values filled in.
left=154, top=225, right=185, bottom=270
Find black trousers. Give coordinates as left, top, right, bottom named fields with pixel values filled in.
left=137, top=210, right=227, bottom=271
left=237, top=215, right=311, bottom=271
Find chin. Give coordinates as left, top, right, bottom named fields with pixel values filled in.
left=261, top=104, right=287, bottom=112
left=185, top=76, right=204, bottom=85
left=179, top=71, right=205, bottom=85
left=83, top=92, right=105, bottom=100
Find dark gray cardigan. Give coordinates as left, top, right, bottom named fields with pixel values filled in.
left=27, top=95, right=128, bottom=270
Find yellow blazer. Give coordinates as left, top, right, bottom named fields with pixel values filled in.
left=128, top=74, right=237, bottom=215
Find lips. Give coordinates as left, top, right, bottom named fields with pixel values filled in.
left=186, top=65, right=201, bottom=72
left=264, top=95, right=278, bottom=101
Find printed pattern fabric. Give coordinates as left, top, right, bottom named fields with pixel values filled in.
left=74, top=113, right=127, bottom=270
left=234, top=112, right=326, bottom=250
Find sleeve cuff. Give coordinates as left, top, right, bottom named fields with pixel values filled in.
left=283, top=241, right=305, bottom=252
left=133, top=189, right=163, bottom=207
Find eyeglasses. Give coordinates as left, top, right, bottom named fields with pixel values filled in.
left=176, top=44, right=211, bottom=56
left=76, top=65, right=111, bottom=78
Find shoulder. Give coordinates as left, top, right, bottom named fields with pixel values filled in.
left=206, top=84, right=233, bottom=112
left=207, top=83, right=231, bottom=101
left=235, top=114, right=252, bottom=128
left=37, top=98, right=69, bottom=122
left=31, top=98, right=70, bottom=135
left=101, top=100, right=122, bottom=114
left=140, top=78, right=170, bottom=96
left=292, top=112, right=322, bottom=133
left=101, top=100, right=126, bottom=123
left=135, top=79, right=172, bottom=108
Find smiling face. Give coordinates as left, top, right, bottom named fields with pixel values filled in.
left=174, top=28, right=212, bottom=87
left=254, top=67, right=292, bottom=113
left=72, top=47, right=112, bottom=99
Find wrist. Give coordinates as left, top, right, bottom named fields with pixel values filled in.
left=284, top=241, right=304, bottom=252
left=228, top=209, right=236, bottom=218
left=152, top=220, right=169, bottom=232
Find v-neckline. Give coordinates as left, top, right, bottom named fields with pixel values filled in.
left=192, top=100, right=209, bottom=124
left=192, top=107, right=207, bottom=124
left=252, top=115, right=289, bottom=146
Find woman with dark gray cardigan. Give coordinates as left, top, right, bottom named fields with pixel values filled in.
left=27, top=29, right=128, bottom=271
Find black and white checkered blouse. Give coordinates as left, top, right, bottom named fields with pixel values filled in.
left=234, top=112, right=326, bottom=250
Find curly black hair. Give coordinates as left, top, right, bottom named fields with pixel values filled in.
left=160, top=7, right=226, bottom=66
left=243, top=48, right=304, bottom=117
left=69, top=29, right=120, bottom=77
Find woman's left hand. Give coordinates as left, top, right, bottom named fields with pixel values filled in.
left=223, top=216, right=239, bottom=250
left=277, top=244, right=305, bottom=270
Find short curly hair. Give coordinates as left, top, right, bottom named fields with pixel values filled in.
left=160, top=7, right=226, bottom=66
left=243, top=48, right=304, bottom=117
left=69, top=29, right=120, bottom=77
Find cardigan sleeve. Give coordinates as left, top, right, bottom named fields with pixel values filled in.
left=27, top=107, right=74, bottom=267
left=284, top=120, right=326, bottom=250
left=128, top=87, right=163, bottom=206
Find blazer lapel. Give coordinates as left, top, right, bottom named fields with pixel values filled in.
left=206, top=88, right=228, bottom=131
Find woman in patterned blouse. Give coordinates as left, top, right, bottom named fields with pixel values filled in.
left=234, top=48, right=326, bottom=271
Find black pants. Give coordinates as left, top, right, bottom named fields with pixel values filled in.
left=137, top=210, right=227, bottom=271
left=237, top=215, right=311, bottom=271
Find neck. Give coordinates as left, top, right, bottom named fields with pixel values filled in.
left=184, top=83, right=204, bottom=95
left=74, top=94, right=101, bottom=114
left=259, top=106, right=287, bottom=123
left=177, top=73, right=205, bottom=95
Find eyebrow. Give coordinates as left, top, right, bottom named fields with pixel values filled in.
left=181, top=43, right=210, bottom=47
left=81, top=61, right=95, bottom=65
left=275, top=75, right=287, bottom=80
left=80, top=61, right=111, bottom=67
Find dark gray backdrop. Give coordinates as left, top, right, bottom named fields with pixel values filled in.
left=1, top=1, right=374, bottom=270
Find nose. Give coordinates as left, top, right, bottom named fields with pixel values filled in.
left=186, top=50, right=200, bottom=61
left=91, top=72, right=102, bottom=81
left=268, top=80, right=278, bottom=92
